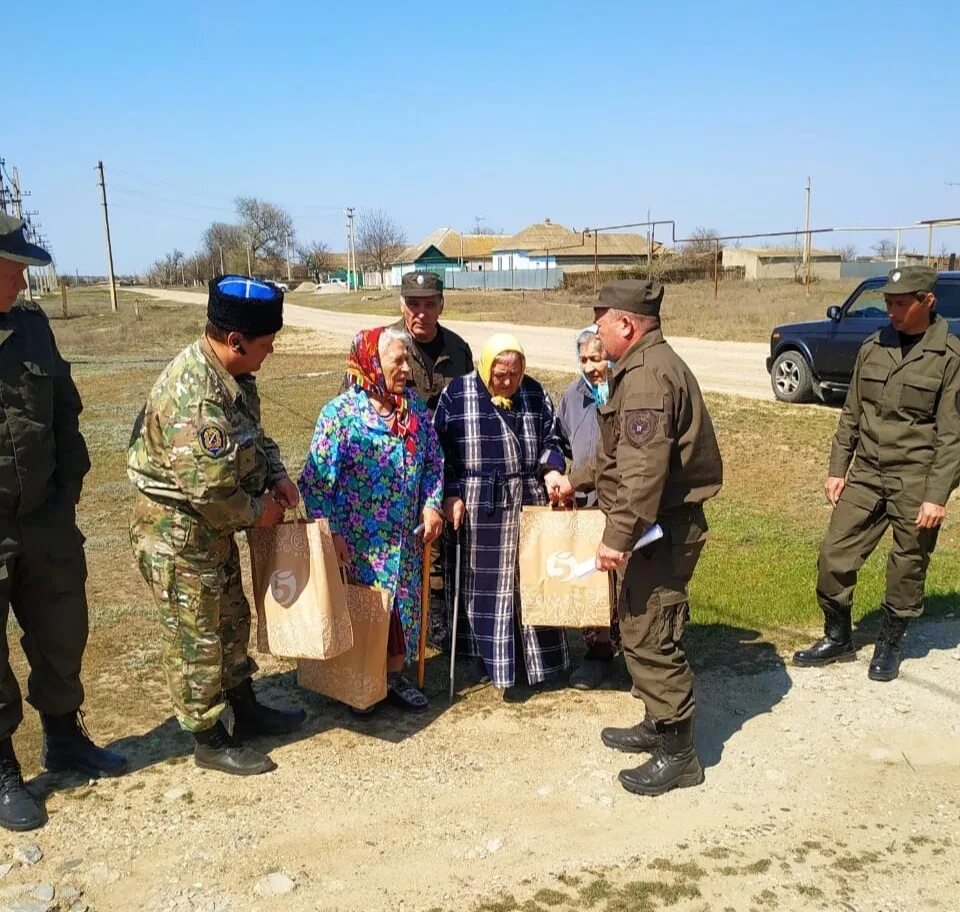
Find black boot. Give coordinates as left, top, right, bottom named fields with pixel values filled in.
left=868, top=612, right=909, bottom=682
left=600, top=715, right=660, bottom=753
left=226, top=679, right=306, bottom=737
left=41, top=711, right=127, bottom=778
left=793, top=605, right=856, bottom=667
left=618, top=719, right=704, bottom=796
left=194, top=721, right=276, bottom=776
left=0, top=739, right=45, bottom=832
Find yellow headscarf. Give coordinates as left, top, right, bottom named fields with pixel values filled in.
left=478, top=333, right=525, bottom=409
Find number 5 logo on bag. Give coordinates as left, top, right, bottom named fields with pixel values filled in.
left=269, top=569, right=300, bottom=607
left=546, top=551, right=578, bottom=582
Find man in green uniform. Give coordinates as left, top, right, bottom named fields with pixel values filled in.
left=392, top=271, right=473, bottom=412
left=0, top=215, right=126, bottom=832
left=391, top=271, right=474, bottom=648
left=128, top=275, right=305, bottom=776
left=794, top=265, right=960, bottom=681
left=556, top=279, right=723, bottom=796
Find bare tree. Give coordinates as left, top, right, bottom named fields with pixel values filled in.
left=235, top=197, right=295, bottom=270
left=297, top=240, right=334, bottom=282
left=202, top=221, right=248, bottom=274
left=356, top=209, right=406, bottom=285
left=685, top=227, right=722, bottom=254
left=871, top=237, right=896, bottom=259
left=838, top=244, right=857, bottom=262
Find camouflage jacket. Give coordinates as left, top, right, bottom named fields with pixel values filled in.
left=127, top=336, right=287, bottom=534
left=0, top=302, right=89, bottom=515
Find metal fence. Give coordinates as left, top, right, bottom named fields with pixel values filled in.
left=442, top=268, right=564, bottom=290
left=839, top=261, right=896, bottom=280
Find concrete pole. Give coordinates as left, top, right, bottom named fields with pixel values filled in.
left=96, top=161, right=119, bottom=312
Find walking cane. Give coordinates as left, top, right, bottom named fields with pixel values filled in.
left=417, top=538, right=432, bottom=689
left=448, top=531, right=462, bottom=701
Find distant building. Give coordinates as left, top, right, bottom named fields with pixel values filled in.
left=491, top=219, right=665, bottom=273
left=390, top=228, right=509, bottom=285
left=722, top=247, right=842, bottom=280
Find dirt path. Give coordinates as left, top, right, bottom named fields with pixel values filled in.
left=3, top=619, right=957, bottom=912
left=131, top=288, right=772, bottom=400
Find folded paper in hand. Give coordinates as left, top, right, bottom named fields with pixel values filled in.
left=572, top=523, right=664, bottom=578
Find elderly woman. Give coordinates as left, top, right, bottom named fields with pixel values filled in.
left=434, top=333, right=569, bottom=695
left=299, top=326, right=444, bottom=712
left=556, top=325, right=621, bottom=690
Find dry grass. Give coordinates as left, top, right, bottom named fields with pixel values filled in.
left=285, top=278, right=860, bottom=342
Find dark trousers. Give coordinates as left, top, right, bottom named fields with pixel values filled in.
left=0, top=502, right=89, bottom=739
left=617, top=510, right=707, bottom=725
left=817, top=472, right=940, bottom=620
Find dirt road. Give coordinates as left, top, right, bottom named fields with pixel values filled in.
left=132, top=287, right=772, bottom=400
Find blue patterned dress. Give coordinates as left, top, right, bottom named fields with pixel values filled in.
left=298, top=388, right=444, bottom=661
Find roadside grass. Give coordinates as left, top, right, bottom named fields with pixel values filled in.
left=284, top=277, right=859, bottom=342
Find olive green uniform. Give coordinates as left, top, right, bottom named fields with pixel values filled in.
left=817, top=316, right=960, bottom=619
left=390, top=318, right=473, bottom=412
left=127, top=336, right=288, bottom=732
left=0, top=302, right=91, bottom=739
left=571, top=329, right=722, bottom=724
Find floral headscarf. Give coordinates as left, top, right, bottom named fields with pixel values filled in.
left=346, top=327, right=419, bottom=452
left=478, top=332, right=525, bottom=410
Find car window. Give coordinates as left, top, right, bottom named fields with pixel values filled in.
left=844, top=288, right=887, bottom=319
left=934, top=283, right=960, bottom=318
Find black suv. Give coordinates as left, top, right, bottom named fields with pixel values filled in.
left=767, top=271, right=960, bottom=403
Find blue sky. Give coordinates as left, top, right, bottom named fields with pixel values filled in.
left=7, top=0, right=960, bottom=274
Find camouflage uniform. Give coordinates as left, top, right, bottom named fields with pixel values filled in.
left=128, top=336, right=287, bottom=732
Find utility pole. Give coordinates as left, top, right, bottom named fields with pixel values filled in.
left=285, top=233, right=292, bottom=282
left=96, top=161, right=119, bottom=312
left=11, top=168, right=34, bottom=302
left=219, top=244, right=225, bottom=276
left=0, top=158, right=6, bottom=214
left=345, top=207, right=356, bottom=291
left=803, top=177, right=812, bottom=294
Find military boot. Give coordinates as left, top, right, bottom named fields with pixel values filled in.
left=41, top=711, right=127, bottom=777
left=600, top=715, right=660, bottom=753
left=868, top=611, right=910, bottom=682
left=793, top=605, right=856, bottom=667
left=194, top=721, right=276, bottom=775
left=618, top=719, right=704, bottom=796
left=0, top=739, right=45, bottom=832
left=225, top=679, right=306, bottom=737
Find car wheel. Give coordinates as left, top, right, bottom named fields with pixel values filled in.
left=771, top=351, right=814, bottom=403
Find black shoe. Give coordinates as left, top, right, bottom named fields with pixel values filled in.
left=570, top=658, right=612, bottom=690
left=194, top=721, right=276, bottom=776
left=618, top=719, right=704, bottom=797
left=41, top=711, right=127, bottom=778
left=601, top=716, right=660, bottom=754
left=386, top=674, right=428, bottom=713
left=226, top=679, right=306, bottom=737
left=793, top=607, right=856, bottom=667
left=0, top=740, right=45, bottom=832
left=868, top=612, right=909, bottom=682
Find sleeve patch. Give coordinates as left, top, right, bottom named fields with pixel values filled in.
left=623, top=409, right=660, bottom=448
left=199, top=424, right=228, bottom=457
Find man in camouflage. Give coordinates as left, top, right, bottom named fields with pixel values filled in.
left=794, top=265, right=960, bottom=681
left=0, top=215, right=125, bottom=832
left=128, top=275, right=305, bottom=776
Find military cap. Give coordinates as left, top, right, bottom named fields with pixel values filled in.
left=585, top=278, right=664, bottom=316
left=207, top=275, right=283, bottom=337
left=401, top=271, right=444, bottom=297
left=0, top=213, right=51, bottom=266
left=876, top=264, right=937, bottom=295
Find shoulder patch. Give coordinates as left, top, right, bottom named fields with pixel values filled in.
left=623, top=409, right=660, bottom=448
left=199, top=424, right=228, bottom=457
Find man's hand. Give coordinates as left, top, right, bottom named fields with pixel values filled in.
left=271, top=476, right=300, bottom=510
left=915, top=501, right=946, bottom=529
left=422, top=506, right=444, bottom=544
left=824, top=476, right=846, bottom=507
left=596, top=542, right=628, bottom=572
left=255, top=494, right=285, bottom=528
left=332, top=532, right=351, bottom=565
left=443, top=496, right=466, bottom=530
left=543, top=470, right=564, bottom=504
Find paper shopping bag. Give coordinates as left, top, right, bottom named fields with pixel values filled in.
left=247, top=518, right=352, bottom=660
left=296, top=584, right=392, bottom=710
left=517, top=506, right=612, bottom=627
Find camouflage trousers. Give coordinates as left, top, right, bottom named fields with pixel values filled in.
left=130, top=494, right=256, bottom=733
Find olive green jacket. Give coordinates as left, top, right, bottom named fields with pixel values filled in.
left=391, top=318, right=473, bottom=411
left=829, top=316, right=960, bottom=506
left=0, top=302, right=89, bottom=515
left=569, top=329, right=723, bottom=552
left=127, top=336, right=287, bottom=533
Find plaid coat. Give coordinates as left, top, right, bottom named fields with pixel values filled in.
left=433, top=372, right=569, bottom=687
